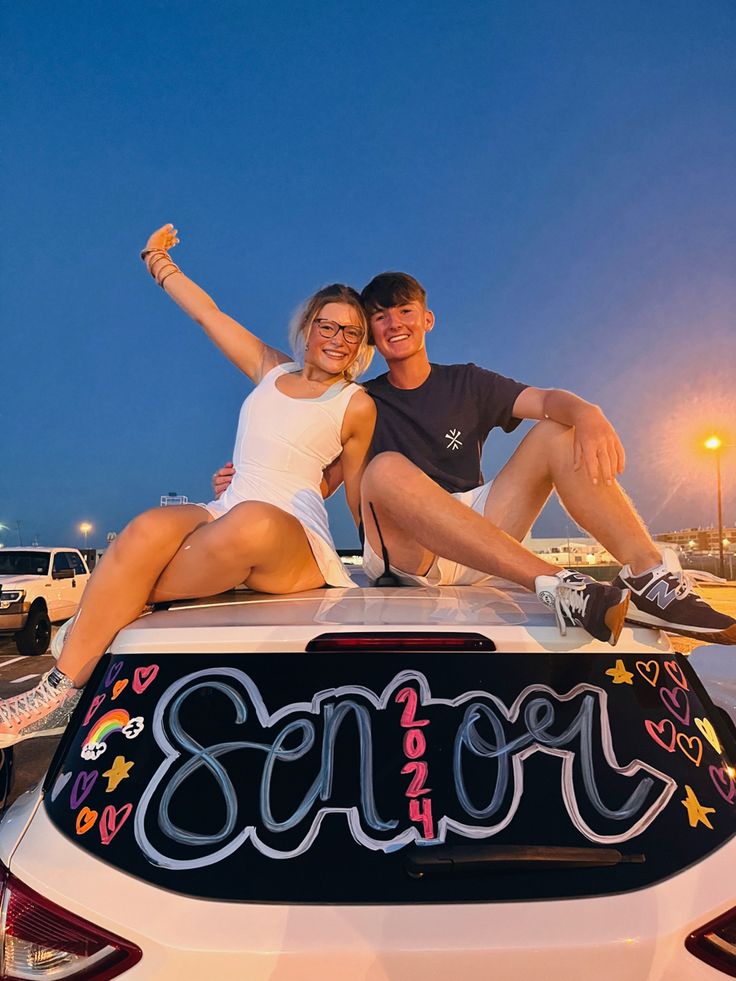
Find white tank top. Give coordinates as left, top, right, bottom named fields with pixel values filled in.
left=207, top=362, right=361, bottom=587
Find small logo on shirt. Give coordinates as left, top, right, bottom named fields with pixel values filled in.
left=445, top=428, right=463, bottom=451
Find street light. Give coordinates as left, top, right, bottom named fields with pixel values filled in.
left=704, top=436, right=725, bottom=579
left=79, top=522, right=93, bottom=548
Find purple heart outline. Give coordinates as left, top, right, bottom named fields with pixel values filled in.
left=103, top=661, right=123, bottom=689
left=70, top=770, right=98, bottom=809
left=659, top=685, right=690, bottom=727
left=709, top=765, right=736, bottom=804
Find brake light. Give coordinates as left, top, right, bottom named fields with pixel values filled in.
left=686, top=904, right=736, bottom=977
left=0, top=863, right=141, bottom=980
left=306, top=632, right=495, bottom=652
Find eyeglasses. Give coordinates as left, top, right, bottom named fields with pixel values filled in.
left=313, top=318, right=365, bottom=345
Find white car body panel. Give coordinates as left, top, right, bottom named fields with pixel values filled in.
left=5, top=800, right=732, bottom=980
left=2, top=581, right=733, bottom=980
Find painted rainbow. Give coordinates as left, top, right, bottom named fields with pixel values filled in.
left=86, top=709, right=130, bottom=746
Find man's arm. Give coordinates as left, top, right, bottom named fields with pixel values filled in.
left=512, top=387, right=625, bottom=485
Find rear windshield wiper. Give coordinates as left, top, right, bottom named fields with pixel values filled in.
left=406, top=844, right=646, bottom=878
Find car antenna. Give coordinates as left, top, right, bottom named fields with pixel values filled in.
left=368, top=502, right=404, bottom=588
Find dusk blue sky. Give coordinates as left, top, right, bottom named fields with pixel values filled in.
left=2, top=1, right=734, bottom=550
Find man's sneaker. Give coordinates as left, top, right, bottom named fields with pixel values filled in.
left=614, top=547, right=736, bottom=644
left=0, top=670, right=81, bottom=748
left=535, top=570, right=630, bottom=646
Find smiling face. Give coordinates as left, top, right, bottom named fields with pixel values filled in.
left=304, top=301, right=367, bottom=376
left=368, top=300, right=435, bottom=364
left=289, top=284, right=373, bottom=382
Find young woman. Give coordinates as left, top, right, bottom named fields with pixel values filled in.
left=0, top=224, right=376, bottom=746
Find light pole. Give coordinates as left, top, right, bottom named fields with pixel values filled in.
left=79, top=522, right=93, bottom=549
left=704, top=437, right=725, bottom=579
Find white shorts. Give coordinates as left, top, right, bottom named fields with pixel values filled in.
left=362, top=481, right=494, bottom=587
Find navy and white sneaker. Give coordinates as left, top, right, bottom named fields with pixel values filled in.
left=614, top=547, right=736, bottom=644
left=535, top=570, right=630, bottom=646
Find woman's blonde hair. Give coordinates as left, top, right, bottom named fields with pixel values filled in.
left=288, top=284, right=373, bottom=382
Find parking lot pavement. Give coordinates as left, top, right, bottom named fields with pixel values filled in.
left=0, top=629, right=60, bottom=805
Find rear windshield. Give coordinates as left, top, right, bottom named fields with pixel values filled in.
left=44, top=650, right=736, bottom=903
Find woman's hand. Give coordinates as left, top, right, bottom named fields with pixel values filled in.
left=142, top=223, right=179, bottom=258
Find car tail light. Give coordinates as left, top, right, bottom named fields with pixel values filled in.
left=0, top=863, right=141, bottom=980
left=306, top=632, right=495, bottom=652
left=686, top=904, right=736, bottom=977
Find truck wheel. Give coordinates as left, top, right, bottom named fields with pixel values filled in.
left=15, top=604, right=52, bottom=657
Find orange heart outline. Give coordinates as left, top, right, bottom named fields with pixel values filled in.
left=112, top=679, right=129, bottom=701
left=635, top=660, right=660, bottom=686
left=677, top=733, right=703, bottom=767
left=76, top=806, right=98, bottom=835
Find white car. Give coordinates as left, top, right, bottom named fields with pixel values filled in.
left=0, top=580, right=734, bottom=980
left=0, top=547, right=90, bottom=656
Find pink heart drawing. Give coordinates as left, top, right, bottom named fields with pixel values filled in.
left=133, top=664, right=159, bottom=695
left=83, top=694, right=106, bottom=727
left=709, top=766, right=736, bottom=804
left=644, top=718, right=677, bottom=753
left=103, top=661, right=123, bottom=689
left=99, top=803, right=133, bottom=845
left=659, top=685, right=690, bottom=727
left=70, top=769, right=98, bottom=809
left=636, top=660, right=660, bottom=686
left=664, top=659, right=688, bottom=691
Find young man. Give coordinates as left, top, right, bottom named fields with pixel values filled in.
left=216, top=272, right=735, bottom=646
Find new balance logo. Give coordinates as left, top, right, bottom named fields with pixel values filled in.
left=445, top=429, right=463, bottom=451
left=645, top=579, right=679, bottom=610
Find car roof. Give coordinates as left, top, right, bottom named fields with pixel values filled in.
left=0, top=546, right=72, bottom=552
left=111, top=577, right=671, bottom=654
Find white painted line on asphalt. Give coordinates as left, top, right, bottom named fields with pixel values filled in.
left=0, top=656, right=26, bottom=668
left=11, top=674, right=40, bottom=684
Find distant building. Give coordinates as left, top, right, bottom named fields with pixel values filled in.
left=655, top=526, right=736, bottom=553
left=521, top=535, right=618, bottom=567
left=160, top=492, right=190, bottom=507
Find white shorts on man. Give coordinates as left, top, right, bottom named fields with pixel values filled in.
left=362, top=481, right=494, bottom=587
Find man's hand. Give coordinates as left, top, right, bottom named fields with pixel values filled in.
left=212, top=461, right=235, bottom=499
left=572, top=406, right=625, bottom=485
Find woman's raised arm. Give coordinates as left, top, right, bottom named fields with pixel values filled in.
left=141, top=224, right=289, bottom=384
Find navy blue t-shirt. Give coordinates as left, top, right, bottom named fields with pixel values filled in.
left=363, top=363, right=528, bottom=494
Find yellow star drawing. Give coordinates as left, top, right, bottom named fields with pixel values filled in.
left=605, top=659, right=634, bottom=685
left=681, top=784, right=715, bottom=830
left=102, top=755, right=134, bottom=793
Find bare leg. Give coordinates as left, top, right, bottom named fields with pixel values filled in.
left=150, top=500, right=324, bottom=599
left=60, top=502, right=324, bottom=687
left=486, top=421, right=660, bottom=573
left=362, top=422, right=661, bottom=590
left=361, top=453, right=557, bottom=590
left=58, top=506, right=212, bottom=685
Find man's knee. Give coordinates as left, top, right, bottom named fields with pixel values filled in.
left=362, top=452, right=419, bottom=494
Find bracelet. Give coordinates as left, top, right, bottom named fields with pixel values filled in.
left=158, top=266, right=181, bottom=289
left=147, top=252, right=171, bottom=278
left=140, top=247, right=168, bottom=261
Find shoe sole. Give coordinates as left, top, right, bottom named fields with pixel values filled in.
left=0, top=726, right=68, bottom=749
left=624, top=609, right=736, bottom=645
left=604, top=590, right=631, bottom=646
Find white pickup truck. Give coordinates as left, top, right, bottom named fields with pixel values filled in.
left=0, top=547, right=90, bottom=656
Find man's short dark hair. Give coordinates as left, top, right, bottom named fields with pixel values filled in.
left=360, top=272, right=427, bottom=316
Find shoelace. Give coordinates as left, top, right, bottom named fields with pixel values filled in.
left=551, top=582, right=590, bottom=636
left=666, top=567, right=725, bottom=601
left=0, top=677, right=59, bottom=727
